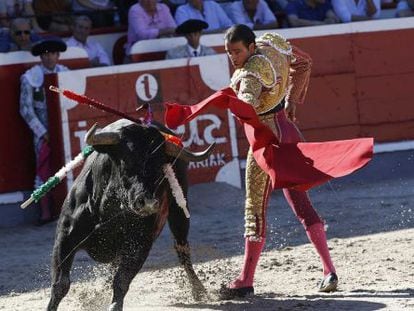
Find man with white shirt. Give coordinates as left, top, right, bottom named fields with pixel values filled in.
left=165, top=19, right=216, bottom=59
left=66, top=15, right=111, bottom=67
left=72, top=0, right=115, bottom=27
left=396, top=0, right=414, bottom=17
left=175, top=0, right=233, bottom=33
left=19, top=38, right=69, bottom=225
left=230, top=0, right=279, bottom=30
left=332, top=0, right=381, bottom=22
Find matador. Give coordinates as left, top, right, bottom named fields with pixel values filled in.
left=165, top=24, right=372, bottom=299
left=220, top=25, right=338, bottom=298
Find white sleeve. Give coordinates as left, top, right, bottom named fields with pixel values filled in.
left=19, top=77, right=47, bottom=139
left=397, top=1, right=410, bottom=11
left=260, top=0, right=277, bottom=24
left=331, top=0, right=352, bottom=22
left=371, top=0, right=382, bottom=19
left=96, top=42, right=111, bottom=65
left=175, top=6, right=189, bottom=26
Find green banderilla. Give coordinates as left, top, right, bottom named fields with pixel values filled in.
left=21, top=145, right=94, bottom=209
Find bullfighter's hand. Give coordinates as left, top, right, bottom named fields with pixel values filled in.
left=285, top=101, right=297, bottom=122
left=43, top=133, right=49, bottom=143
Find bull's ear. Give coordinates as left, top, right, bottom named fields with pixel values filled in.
left=85, top=123, right=121, bottom=146
left=165, top=142, right=216, bottom=162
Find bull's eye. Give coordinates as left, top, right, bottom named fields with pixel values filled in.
left=127, top=141, right=135, bottom=150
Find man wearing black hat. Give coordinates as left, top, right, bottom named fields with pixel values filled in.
left=19, top=38, right=69, bottom=225
left=165, top=19, right=216, bottom=59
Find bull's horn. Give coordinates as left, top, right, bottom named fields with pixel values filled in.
left=85, top=122, right=121, bottom=146
left=165, top=142, right=216, bottom=162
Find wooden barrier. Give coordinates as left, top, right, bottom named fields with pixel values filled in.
left=0, top=47, right=89, bottom=193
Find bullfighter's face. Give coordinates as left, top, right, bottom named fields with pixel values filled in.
left=225, top=40, right=255, bottom=69
left=185, top=31, right=202, bottom=49
left=40, top=52, right=60, bottom=71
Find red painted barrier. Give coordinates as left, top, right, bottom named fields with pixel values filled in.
left=0, top=48, right=89, bottom=193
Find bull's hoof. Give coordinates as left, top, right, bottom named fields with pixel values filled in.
left=108, top=302, right=122, bottom=311
left=218, top=285, right=254, bottom=300
left=318, top=272, right=338, bottom=292
left=191, top=282, right=208, bottom=301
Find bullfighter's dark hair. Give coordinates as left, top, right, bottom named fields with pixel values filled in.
left=224, top=24, right=256, bottom=48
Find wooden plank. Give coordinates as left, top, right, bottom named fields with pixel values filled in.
left=360, top=121, right=414, bottom=142
left=301, top=125, right=361, bottom=142
left=291, top=35, right=354, bottom=77
left=353, top=29, right=414, bottom=77
left=297, top=73, right=359, bottom=129
left=356, top=72, right=414, bottom=124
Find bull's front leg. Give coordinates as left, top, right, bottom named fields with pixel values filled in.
left=174, top=242, right=207, bottom=301
left=167, top=162, right=207, bottom=301
left=109, top=250, right=151, bottom=311
left=47, top=233, right=77, bottom=311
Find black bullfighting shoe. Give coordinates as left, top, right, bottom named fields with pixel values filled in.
left=318, top=272, right=338, bottom=292
left=218, top=285, right=254, bottom=300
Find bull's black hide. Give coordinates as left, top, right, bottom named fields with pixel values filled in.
left=47, top=119, right=211, bottom=311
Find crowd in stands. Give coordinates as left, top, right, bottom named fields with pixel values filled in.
left=0, top=0, right=411, bottom=59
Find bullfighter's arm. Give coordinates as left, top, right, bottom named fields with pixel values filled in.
left=286, top=45, right=312, bottom=107
left=19, top=77, right=47, bottom=139
left=284, top=45, right=312, bottom=121
left=237, top=75, right=263, bottom=108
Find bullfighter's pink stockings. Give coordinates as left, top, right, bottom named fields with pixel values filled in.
left=306, top=222, right=336, bottom=276
left=230, top=238, right=265, bottom=288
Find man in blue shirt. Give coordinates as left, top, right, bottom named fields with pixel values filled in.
left=175, top=0, right=233, bottom=33
left=286, top=0, right=339, bottom=27
left=0, top=18, right=41, bottom=53
left=230, top=0, right=279, bottom=30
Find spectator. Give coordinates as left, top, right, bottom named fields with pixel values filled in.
left=32, top=0, right=72, bottom=32
left=175, top=0, right=233, bottom=33
left=0, top=17, right=40, bottom=52
left=114, top=0, right=136, bottom=25
left=66, top=15, right=111, bottom=67
left=126, top=0, right=176, bottom=54
left=266, top=0, right=289, bottom=12
left=396, top=0, right=414, bottom=17
left=229, top=0, right=279, bottom=30
left=264, top=0, right=290, bottom=28
left=286, top=0, right=339, bottom=27
left=19, top=37, right=69, bottom=225
left=162, top=0, right=187, bottom=15
left=0, top=0, right=43, bottom=31
left=72, top=0, right=116, bottom=28
left=165, top=19, right=216, bottom=59
left=331, top=0, right=381, bottom=22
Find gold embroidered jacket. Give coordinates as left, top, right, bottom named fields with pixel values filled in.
left=230, top=33, right=312, bottom=115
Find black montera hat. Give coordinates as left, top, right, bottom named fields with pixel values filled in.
left=176, top=19, right=209, bottom=35
left=31, top=37, right=67, bottom=56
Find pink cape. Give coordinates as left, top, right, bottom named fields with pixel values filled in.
left=37, top=140, right=51, bottom=182
left=165, top=87, right=373, bottom=191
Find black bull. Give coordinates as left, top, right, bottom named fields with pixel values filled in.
left=47, top=119, right=215, bottom=311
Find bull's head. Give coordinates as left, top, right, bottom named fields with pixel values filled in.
left=85, top=122, right=215, bottom=162
left=84, top=121, right=215, bottom=217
